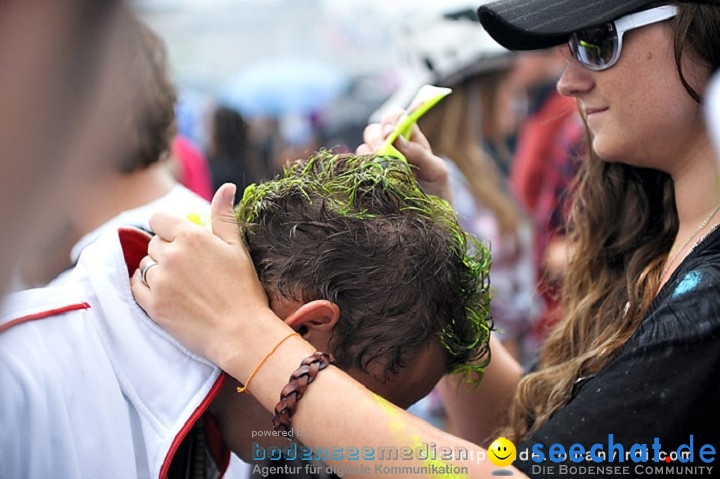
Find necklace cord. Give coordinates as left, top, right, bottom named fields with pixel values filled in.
left=660, top=201, right=720, bottom=283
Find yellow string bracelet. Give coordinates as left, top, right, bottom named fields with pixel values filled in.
left=236, top=332, right=300, bottom=393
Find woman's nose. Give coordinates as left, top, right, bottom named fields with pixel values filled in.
left=556, top=45, right=595, bottom=98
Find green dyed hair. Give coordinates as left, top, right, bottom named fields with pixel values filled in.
left=236, top=150, right=492, bottom=381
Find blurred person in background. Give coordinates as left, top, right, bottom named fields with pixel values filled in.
left=414, top=12, right=538, bottom=366
left=0, top=0, right=139, bottom=296
left=16, top=13, right=209, bottom=288
left=207, top=105, right=269, bottom=196
left=171, top=135, right=214, bottom=202
left=273, top=113, right=323, bottom=174
left=509, top=48, right=585, bottom=349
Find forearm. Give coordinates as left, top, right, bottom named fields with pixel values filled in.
left=220, top=315, right=527, bottom=479
left=438, top=334, right=523, bottom=448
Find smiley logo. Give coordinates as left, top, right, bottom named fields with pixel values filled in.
left=489, top=437, right=516, bottom=468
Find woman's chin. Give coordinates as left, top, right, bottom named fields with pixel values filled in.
left=591, top=137, right=624, bottom=164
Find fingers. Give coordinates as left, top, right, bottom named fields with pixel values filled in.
left=407, top=124, right=432, bottom=150
left=360, top=109, right=431, bottom=158
left=355, top=109, right=450, bottom=202
left=132, top=254, right=161, bottom=315
left=358, top=108, right=407, bottom=154
left=360, top=123, right=385, bottom=152
left=147, top=234, right=169, bottom=262
left=148, top=183, right=240, bottom=249
left=361, top=113, right=443, bottom=181
left=355, top=143, right=372, bottom=155
left=380, top=107, right=406, bottom=129
left=395, top=135, right=441, bottom=181
left=131, top=269, right=152, bottom=315
left=149, top=212, right=200, bottom=242
left=210, top=183, right=242, bottom=247
left=137, top=255, right=159, bottom=292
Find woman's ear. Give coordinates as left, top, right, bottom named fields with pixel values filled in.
left=284, top=300, right=339, bottom=350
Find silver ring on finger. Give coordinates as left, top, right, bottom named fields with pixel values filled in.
left=140, top=260, right=159, bottom=287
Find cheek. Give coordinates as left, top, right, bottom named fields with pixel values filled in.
left=594, top=70, right=699, bottom=163
left=633, top=84, right=702, bottom=158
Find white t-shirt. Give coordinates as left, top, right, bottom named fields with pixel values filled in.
left=0, top=228, right=228, bottom=479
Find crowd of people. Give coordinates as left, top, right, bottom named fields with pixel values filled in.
left=1, top=0, right=720, bottom=478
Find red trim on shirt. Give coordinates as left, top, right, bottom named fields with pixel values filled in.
left=118, top=227, right=152, bottom=278
left=0, top=302, right=91, bottom=334
left=159, top=373, right=228, bottom=479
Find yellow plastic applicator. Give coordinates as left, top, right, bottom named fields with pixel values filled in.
left=376, top=84, right=452, bottom=163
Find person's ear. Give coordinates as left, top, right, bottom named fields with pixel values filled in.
left=284, top=300, right=339, bottom=350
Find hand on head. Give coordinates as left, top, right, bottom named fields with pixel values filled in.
left=131, top=183, right=276, bottom=365
left=356, top=108, right=453, bottom=203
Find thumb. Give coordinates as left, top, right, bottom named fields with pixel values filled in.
left=210, top=183, right=241, bottom=246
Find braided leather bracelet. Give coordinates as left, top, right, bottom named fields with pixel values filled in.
left=272, top=351, right=336, bottom=433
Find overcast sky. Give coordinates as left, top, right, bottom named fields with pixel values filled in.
left=136, top=0, right=480, bottom=92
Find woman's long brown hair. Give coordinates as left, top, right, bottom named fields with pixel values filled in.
left=505, top=2, right=720, bottom=442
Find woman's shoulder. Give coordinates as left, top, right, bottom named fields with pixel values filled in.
left=633, top=253, right=720, bottom=351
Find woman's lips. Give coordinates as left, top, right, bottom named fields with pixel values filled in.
left=585, top=107, right=609, bottom=116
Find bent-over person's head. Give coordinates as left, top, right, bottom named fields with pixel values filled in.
left=235, top=150, right=493, bottom=408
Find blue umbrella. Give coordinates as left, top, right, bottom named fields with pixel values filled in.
left=220, top=58, right=349, bottom=117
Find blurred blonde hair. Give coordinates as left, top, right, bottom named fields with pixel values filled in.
left=419, top=71, right=521, bottom=235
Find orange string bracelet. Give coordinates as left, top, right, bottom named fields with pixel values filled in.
left=236, top=332, right=300, bottom=393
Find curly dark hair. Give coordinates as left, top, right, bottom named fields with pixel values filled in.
left=235, top=150, right=492, bottom=382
